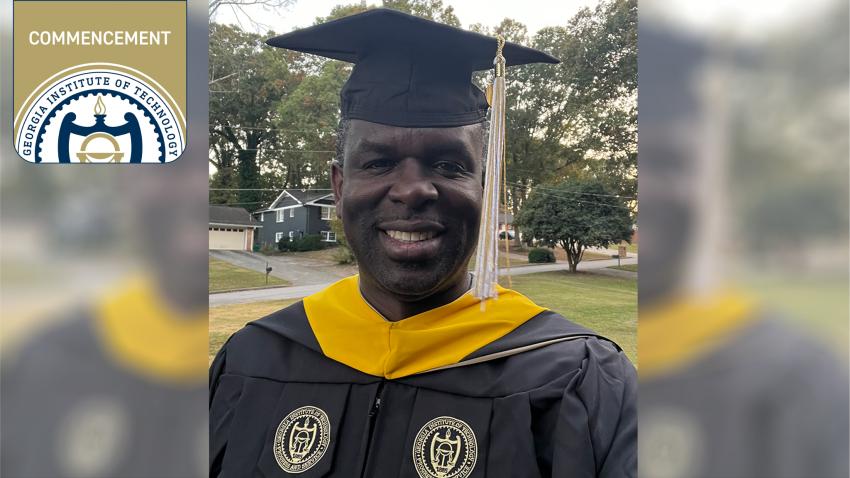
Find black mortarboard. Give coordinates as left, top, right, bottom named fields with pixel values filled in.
left=266, top=8, right=559, bottom=127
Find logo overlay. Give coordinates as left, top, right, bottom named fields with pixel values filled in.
left=413, top=416, right=478, bottom=478
left=273, top=406, right=331, bottom=474
left=13, top=0, right=186, bottom=164
left=15, top=65, right=185, bottom=163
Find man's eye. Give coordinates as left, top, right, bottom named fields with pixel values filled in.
left=434, top=161, right=466, bottom=174
left=363, top=159, right=396, bottom=170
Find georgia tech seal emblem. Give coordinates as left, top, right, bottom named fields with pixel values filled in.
left=14, top=64, right=185, bottom=163
left=273, top=406, right=331, bottom=474
left=413, top=416, right=478, bottom=478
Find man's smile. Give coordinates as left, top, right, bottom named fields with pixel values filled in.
left=377, top=220, right=447, bottom=261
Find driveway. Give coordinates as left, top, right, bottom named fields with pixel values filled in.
left=210, top=256, right=637, bottom=307
left=210, top=250, right=353, bottom=285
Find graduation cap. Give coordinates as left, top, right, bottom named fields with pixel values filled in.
left=267, top=8, right=559, bottom=301
left=266, top=8, right=558, bottom=127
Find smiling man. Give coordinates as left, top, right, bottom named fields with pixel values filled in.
left=210, top=9, right=636, bottom=478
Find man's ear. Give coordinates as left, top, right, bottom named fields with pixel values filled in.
left=331, top=161, right=344, bottom=218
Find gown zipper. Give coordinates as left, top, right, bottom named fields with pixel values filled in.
left=359, top=381, right=386, bottom=478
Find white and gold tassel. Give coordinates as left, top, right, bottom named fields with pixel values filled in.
left=473, top=35, right=507, bottom=304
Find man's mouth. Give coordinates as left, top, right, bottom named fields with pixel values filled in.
left=383, top=230, right=438, bottom=242
left=376, top=221, right=446, bottom=261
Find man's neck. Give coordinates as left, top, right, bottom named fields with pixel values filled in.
left=358, top=273, right=472, bottom=322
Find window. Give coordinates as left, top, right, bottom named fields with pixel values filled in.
left=275, top=232, right=284, bottom=243
left=276, top=210, right=285, bottom=223
left=288, top=231, right=295, bottom=239
left=321, top=231, right=337, bottom=242
left=290, top=208, right=296, bottom=218
left=321, top=206, right=335, bottom=221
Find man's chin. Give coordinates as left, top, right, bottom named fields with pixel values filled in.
left=370, top=265, right=456, bottom=300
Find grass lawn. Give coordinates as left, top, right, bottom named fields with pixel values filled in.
left=209, top=258, right=290, bottom=293
left=609, top=264, right=638, bottom=272
left=468, top=254, right=528, bottom=269
left=209, top=299, right=298, bottom=362
left=501, top=271, right=637, bottom=363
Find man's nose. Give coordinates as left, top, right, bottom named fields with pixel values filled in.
left=387, top=158, right=438, bottom=209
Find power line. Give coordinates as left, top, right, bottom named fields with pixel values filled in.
left=506, top=181, right=635, bottom=199
left=209, top=124, right=338, bottom=134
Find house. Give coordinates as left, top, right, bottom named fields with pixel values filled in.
left=209, top=205, right=261, bottom=251
left=253, top=189, right=338, bottom=247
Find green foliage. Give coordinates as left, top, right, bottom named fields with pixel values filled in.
left=330, top=217, right=356, bottom=264
left=279, top=234, right=325, bottom=252
left=528, top=248, right=556, bottom=263
left=516, top=176, right=633, bottom=272
left=209, top=22, right=296, bottom=207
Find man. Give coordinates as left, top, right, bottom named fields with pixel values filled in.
left=210, top=9, right=636, bottom=478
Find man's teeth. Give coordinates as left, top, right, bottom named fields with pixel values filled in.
left=385, top=230, right=436, bottom=242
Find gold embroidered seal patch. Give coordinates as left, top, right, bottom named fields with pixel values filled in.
left=413, top=416, right=478, bottom=478
left=273, top=406, right=331, bottom=473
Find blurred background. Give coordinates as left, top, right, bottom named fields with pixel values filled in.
left=1, top=0, right=209, bottom=476
left=639, top=0, right=849, bottom=476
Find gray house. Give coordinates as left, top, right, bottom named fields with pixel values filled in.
left=253, top=189, right=337, bottom=247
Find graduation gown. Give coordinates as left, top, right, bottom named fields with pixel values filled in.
left=210, top=276, right=636, bottom=478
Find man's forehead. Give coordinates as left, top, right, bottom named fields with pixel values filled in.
left=345, top=120, right=482, bottom=153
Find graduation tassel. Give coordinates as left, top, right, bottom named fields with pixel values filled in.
left=473, top=35, right=507, bottom=304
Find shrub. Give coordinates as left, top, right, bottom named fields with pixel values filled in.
left=528, top=248, right=555, bottom=263
left=277, top=237, right=291, bottom=252
left=293, top=234, right=324, bottom=252
left=332, top=246, right=357, bottom=264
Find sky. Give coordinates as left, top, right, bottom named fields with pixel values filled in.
left=212, top=0, right=601, bottom=36
left=212, top=0, right=840, bottom=42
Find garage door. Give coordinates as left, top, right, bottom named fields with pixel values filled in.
left=209, top=227, right=246, bottom=250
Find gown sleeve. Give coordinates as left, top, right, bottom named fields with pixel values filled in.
left=552, top=338, right=637, bottom=478
left=209, top=339, right=242, bottom=477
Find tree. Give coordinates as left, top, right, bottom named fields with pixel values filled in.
left=209, top=23, right=297, bottom=207
left=515, top=176, right=632, bottom=272
left=477, top=0, right=637, bottom=215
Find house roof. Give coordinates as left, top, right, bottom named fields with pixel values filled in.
left=210, top=205, right=260, bottom=227
left=256, top=189, right=335, bottom=212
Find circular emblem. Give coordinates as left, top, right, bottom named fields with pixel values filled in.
left=14, top=63, right=185, bottom=163
left=273, top=406, right=331, bottom=474
left=413, top=416, right=477, bottom=478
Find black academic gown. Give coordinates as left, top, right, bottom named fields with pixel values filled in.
left=210, top=298, right=636, bottom=478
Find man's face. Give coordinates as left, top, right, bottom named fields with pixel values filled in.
left=332, top=119, right=484, bottom=299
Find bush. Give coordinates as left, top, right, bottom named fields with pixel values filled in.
left=332, top=246, right=357, bottom=264
left=293, top=234, right=324, bottom=252
left=528, top=247, right=556, bottom=263
left=277, top=237, right=292, bottom=252
left=276, top=235, right=325, bottom=252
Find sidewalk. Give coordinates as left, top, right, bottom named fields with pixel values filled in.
left=210, top=257, right=637, bottom=307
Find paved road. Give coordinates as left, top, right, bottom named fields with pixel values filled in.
left=210, top=250, right=353, bottom=285
left=210, top=257, right=637, bottom=307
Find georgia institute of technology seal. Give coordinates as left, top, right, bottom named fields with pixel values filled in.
left=273, top=406, right=331, bottom=474
left=13, top=0, right=186, bottom=164
left=413, top=416, right=478, bottom=478
left=14, top=63, right=185, bottom=163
